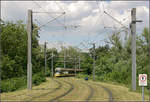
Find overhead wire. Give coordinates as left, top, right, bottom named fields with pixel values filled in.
left=53, top=1, right=67, bottom=43
left=82, top=8, right=101, bottom=44
left=54, top=1, right=67, bottom=30
left=31, top=1, right=68, bottom=45
left=88, top=0, right=107, bottom=45
left=32, top=1, right=54, bottom=23
left=101, top=0, right=131, bottom=44
left=54, top=1, right=65, bottom=12
left=74, top=1, right=104, bottom=50
left=32, top=0, right=65, bottom=26
left=33, top=13, right=65, bottom=31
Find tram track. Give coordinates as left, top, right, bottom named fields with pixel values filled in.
left=100, top=85, right=113, bottom=102
left=26, top=79, right=62, bottom=101
left=4, top=78, right=113, bottom=102
left=85, top=84, right=94, bottom=102
left=29, top=78, right=113, bottom=102
left=49, top=79, right=74, bottom=102
left=3, top=77, right=149, bottom=101
left=80, top=79, right=113, bottom=102
left=89, top=82, right=114, bottom=102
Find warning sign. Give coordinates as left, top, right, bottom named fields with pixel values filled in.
left=139, top=74, right=147, bottom=86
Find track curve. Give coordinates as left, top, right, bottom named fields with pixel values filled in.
left=85, top=84, right=94, bottom=102
left=27, top=79, right=62, bottom=101
left=100, top=85, right=113, bottom=102
left=90, top=82, right=113, bottom=102
left=49, top=79, right=74, bottom=102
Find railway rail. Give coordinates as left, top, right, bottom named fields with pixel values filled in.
left=2, top=78, right=114, bottom=101
left=88, top=82, right=114, bottom=102
left=85, top=84, right=94, bottom=102
left=28, top=79, right=62, bottom=101
left=49, top=79, right=75, bottom=102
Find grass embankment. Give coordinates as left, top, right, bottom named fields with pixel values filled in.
left=1, top=77, right=110, bottom=101
left=77, top=74, right=149, bottom=101
left=2, top=78, right=52, bottom=101
left=2, top=77, right=149, bottom=101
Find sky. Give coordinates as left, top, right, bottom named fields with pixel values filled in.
left=1, top=1, right=149, bottom=51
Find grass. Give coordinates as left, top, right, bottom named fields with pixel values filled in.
left=89, top=80, right=149, bottom=101
left=59, top=77, right=113, bottom=101
left=2, top=78, right=54, bottom=101
left=59, top=77, right=90, bottom=101
left=31, top=78, right=70, bottom=101
left=2, top=77, right=149, bottom=101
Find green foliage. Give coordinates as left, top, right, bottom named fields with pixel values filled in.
left=1, top=76, right=27, bottom=92
left=32, top=73, right=46, bottom=86
left=1, top=20, right=47, bottom=92
left=1, top=20, right=44, bottom=80
left=45, top=67, right=51, bottom=77
left=1, top=19, right=149, bottom=92
left=93, top=28, right=149, bottom=90
left=76, top=73, right=90, bottom=79
left=1, top=73, right=46, bottom=92
left=80, top=28, right=149, bottom=90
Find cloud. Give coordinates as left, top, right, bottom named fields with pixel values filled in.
left=39, top=40, right=82, bottom=52
left=1, top=1, right=149, bottom=48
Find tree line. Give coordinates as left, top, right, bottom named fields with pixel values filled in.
left=1, top=19, right=149, bottom=92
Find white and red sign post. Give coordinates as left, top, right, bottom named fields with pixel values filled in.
left=139, top=74, right=147, bottom=102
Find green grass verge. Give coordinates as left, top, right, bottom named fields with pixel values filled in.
left=1, top=72, right=46, bottom=92
left=76, top=74, right=150, bottom=95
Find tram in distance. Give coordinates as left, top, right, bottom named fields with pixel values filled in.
left=54, top=67, right=84, bottom=77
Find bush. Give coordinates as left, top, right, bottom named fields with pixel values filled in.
left=1, top=76, right=27, bottom=92
left=1, top=73, right=46, bottom=93
left=76, top=74, right=89, bottom=79
left=32, top=73, right=46, bottom=86
left=45, top=68, right=51, bottom=77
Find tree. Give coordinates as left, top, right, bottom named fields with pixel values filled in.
left=1, top=20, right=44, bottom=79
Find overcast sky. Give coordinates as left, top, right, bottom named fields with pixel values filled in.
left=1, top=1, right=149, bottom=51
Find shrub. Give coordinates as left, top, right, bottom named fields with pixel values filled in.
left=1, top=73, right=46, bottom=93
left=32, top=73, right=46, bottom=86
left=1, top=76, right=27, bottom=92
left=76, top=74, right=89, bottom=79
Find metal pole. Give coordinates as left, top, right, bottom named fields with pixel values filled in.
left=51, top=50, right=54, bottom=78
left=27, top=9, right=32, bottom=90
left=79, top=55, right=80, bottom=69
left=131, top=8, right=136, bottom=91
left=0, top=7, right=2, bottom=100
left=64, top=48, right=66, bottom=68
left=142, top=86, right=144, bottom=102
left=93, top=43, right=95, bottom=81
left=149, top=21, right=150, bottom=102
left=74, top=57, right=76, bottom=76
left=44, top=42, right=47, bottom=75
left=75, top=57, right=77, bottom=76
left=149, top=22, right=150, bottom=102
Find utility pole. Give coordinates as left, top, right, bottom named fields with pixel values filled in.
left=0, top=13, right=2, bottom=102
left=74, top=56, right=77, bottom=76
left=130, top=8, right=142, bottom=91
left=51, top=50, right=54, bottom=78
left=92, top=43, right=96, bottom=81
left=27, top=9, right=32, bottom=90
left=64, top=48, right=66, bottom=68
left=149, top=18, right=150, bottom=101
left=44, top=42, right=47, bottom=75
left=79, top=55, right=81, bottom=69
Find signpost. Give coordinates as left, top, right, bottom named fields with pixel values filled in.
left=139, top=74, right=147, bottom=102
